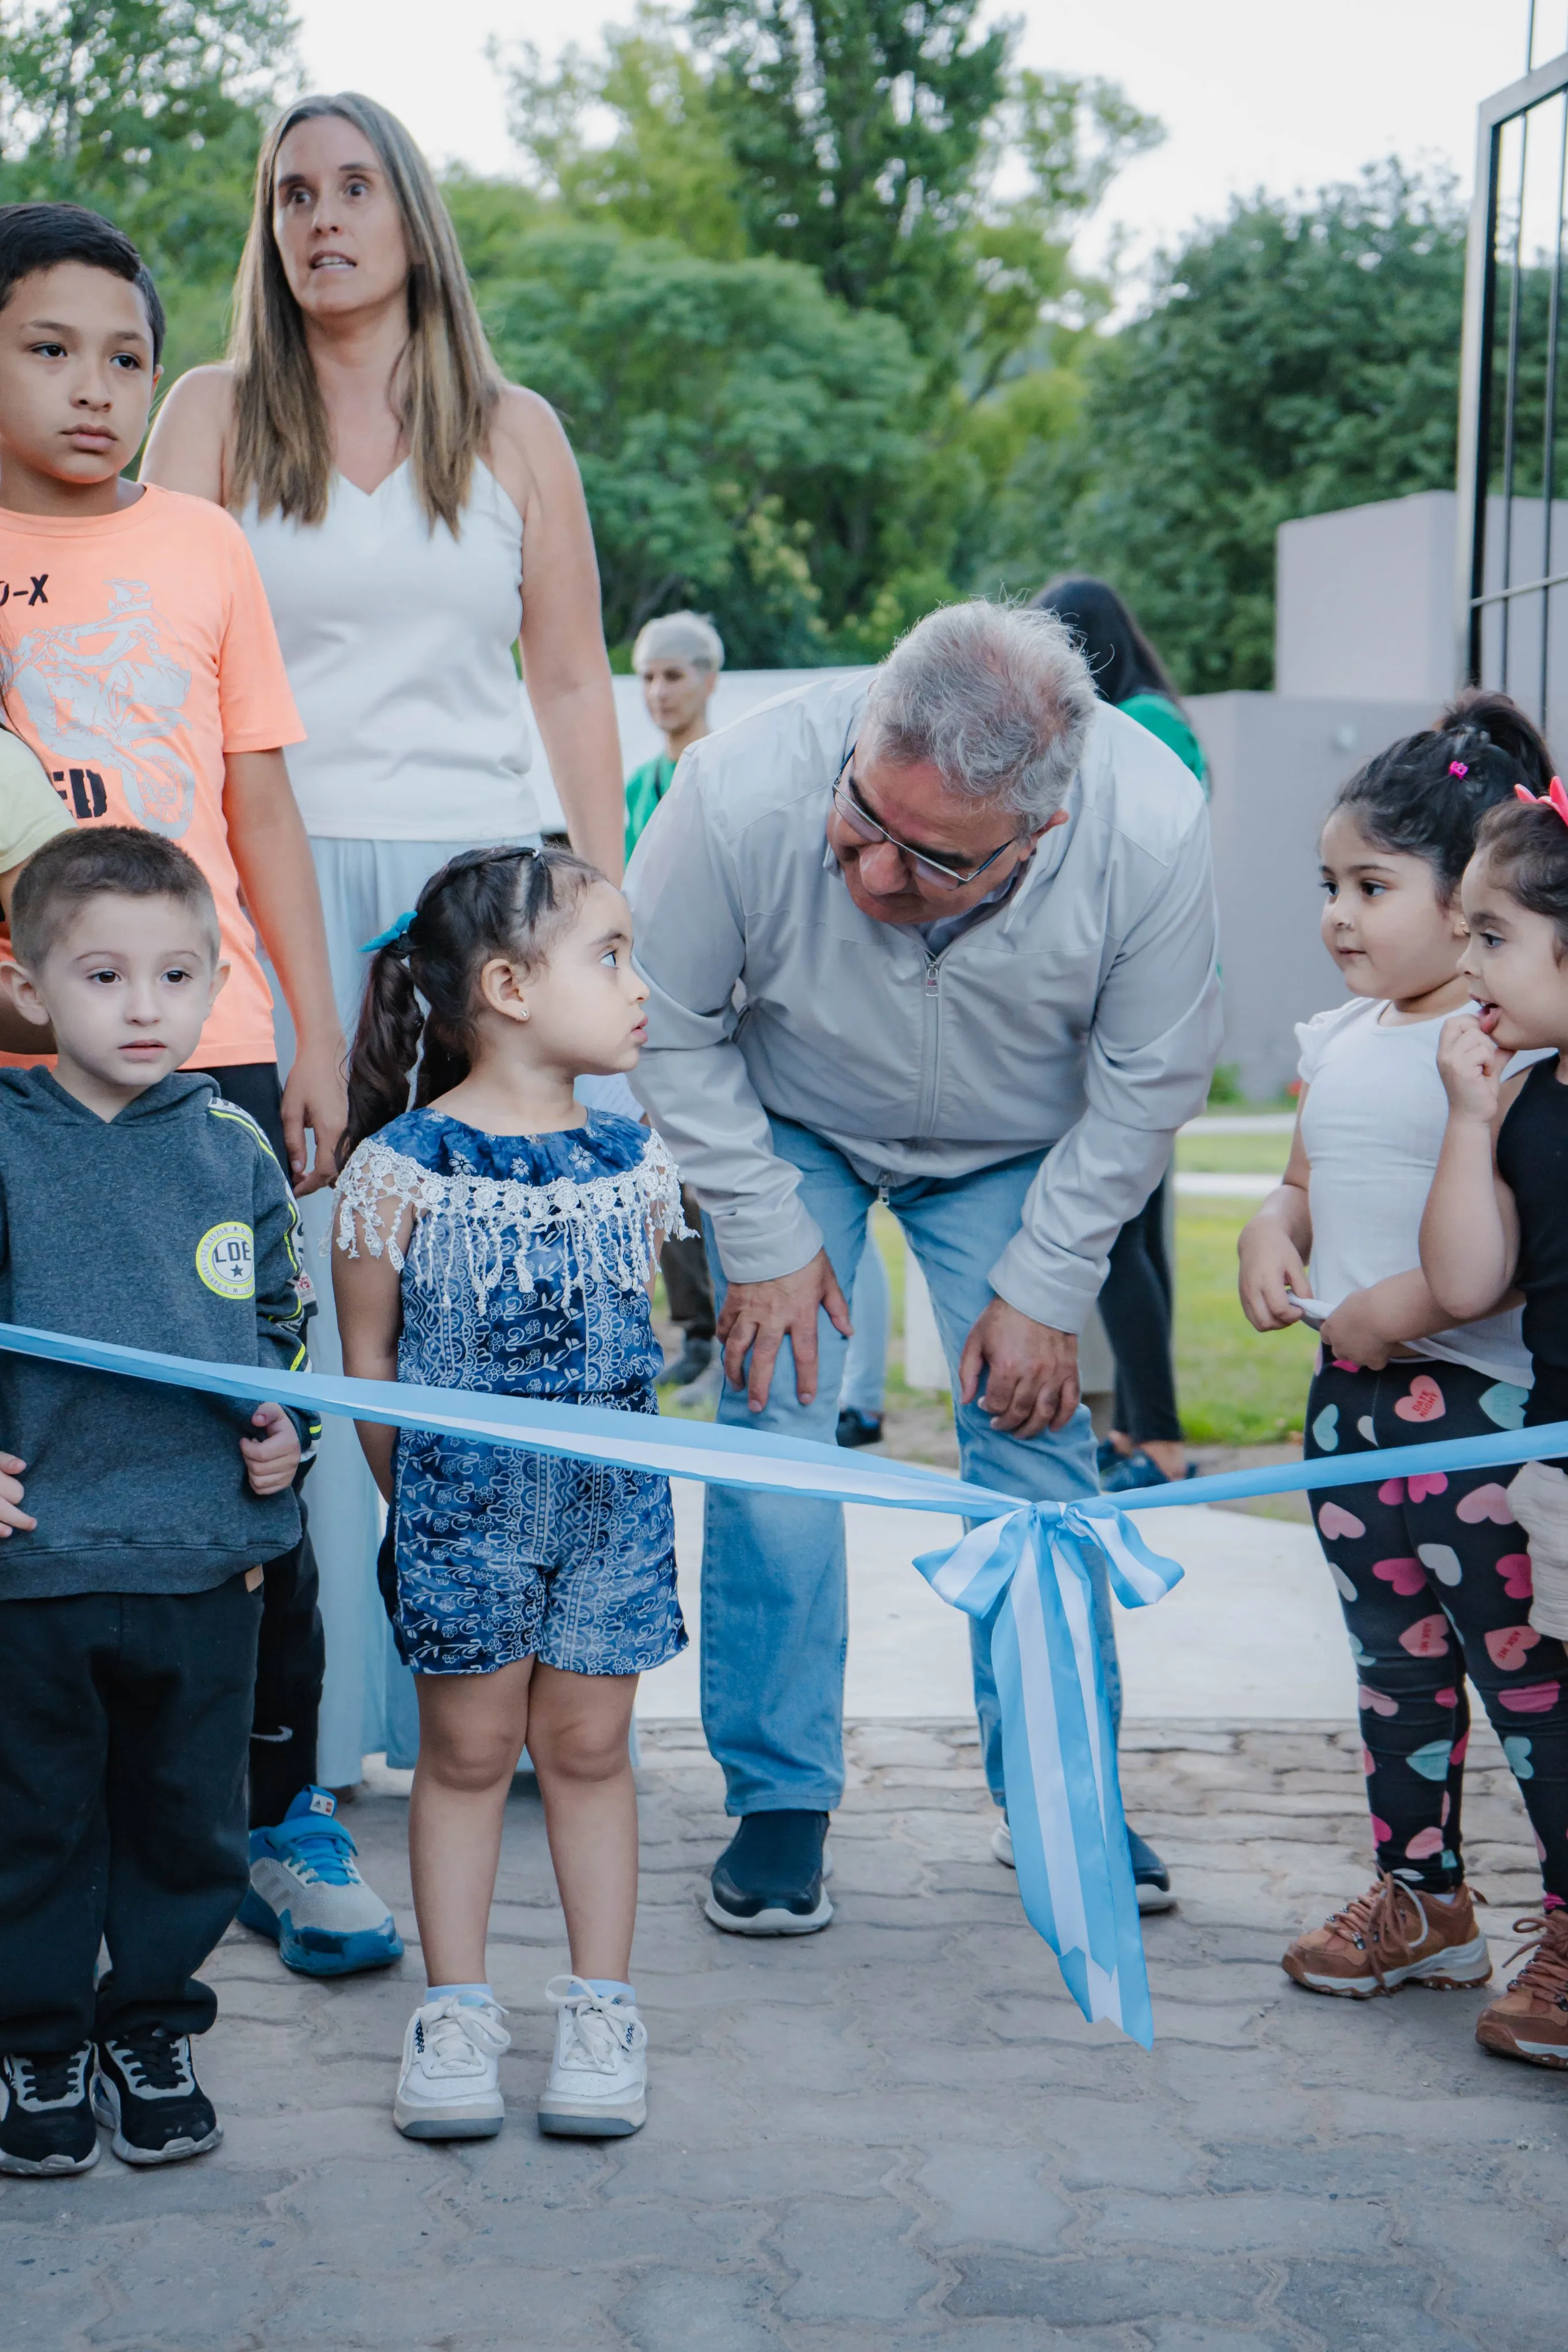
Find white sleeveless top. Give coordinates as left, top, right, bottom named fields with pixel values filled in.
left=240, top=459, right=536, bottom=842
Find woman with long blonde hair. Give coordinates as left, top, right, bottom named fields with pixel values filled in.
left=144, top=92, right=628, bottom=1888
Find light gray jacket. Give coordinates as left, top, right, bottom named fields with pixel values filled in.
left=624, top=672, right=1222, bottom=1333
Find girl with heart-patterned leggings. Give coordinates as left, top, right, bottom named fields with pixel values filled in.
left=1302, top=1355, right=1568, bottom=1905
left=1240, top=688, right=1568, bottom=2052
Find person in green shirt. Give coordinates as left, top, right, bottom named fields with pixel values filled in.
left=625, top=611, right=726, bottom=1386
left=624, top=610, right=725, bottom=861
left=1032, top=574, right=1206, bottom=1494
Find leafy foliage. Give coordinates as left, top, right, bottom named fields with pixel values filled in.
left=990, top=165, right=1468, bottom=693
left=0, top=1, right=296, bottom=371
left=475, top=226, right=923, bottom=660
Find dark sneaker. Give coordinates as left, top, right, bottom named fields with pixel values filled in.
left=93, top=2029, right=221, bottom=2166
left=1126, top=1827, right=1176, bottom=1912
left=836, top=1407, right=884, bottom=1448
left=1101, top=1450, right=1198, bottom=1494
left=706, top=1810, right=834, bottom=1935
left=660, top=1335, right=715, bottom=1388
left=0, top=2046, right=98, bottom=2175
left=994, top=1818, right=1175, bottom=1913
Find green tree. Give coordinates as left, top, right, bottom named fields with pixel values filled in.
left=0, top=0, right=297, bottom=371
left=994, top=165, right=1467, bottom=693
left=477, top=225, right=924, bottom=661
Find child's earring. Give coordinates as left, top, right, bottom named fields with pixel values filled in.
left=518, top=1002, right=529, bottom=1021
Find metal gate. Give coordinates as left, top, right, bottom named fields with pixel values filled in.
left=1458, top=42, right=1568, bottom=726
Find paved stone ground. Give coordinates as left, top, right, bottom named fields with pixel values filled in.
left=8, top=1717, right=1567, bottom=2352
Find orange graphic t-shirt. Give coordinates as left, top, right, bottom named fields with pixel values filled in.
left=0, top=482, right=304, bottom=1066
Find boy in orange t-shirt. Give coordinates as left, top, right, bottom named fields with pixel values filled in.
left=0, top=202, right=398, bottom=1988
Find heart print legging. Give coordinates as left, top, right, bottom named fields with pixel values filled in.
left=1304, top=1353, right=1568, bottom=1904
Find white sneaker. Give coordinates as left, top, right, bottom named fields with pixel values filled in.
left=537, top=1977, right=648, bottom=2138
left=992, top=1819, right=1015, bottom=1868
left=393, top=1997, right=510, bottom=2141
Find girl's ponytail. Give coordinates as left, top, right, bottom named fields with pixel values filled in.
left=336, top=843, right=603, bottom=1165
left=340, top=943, right=427, bottom=1165
left=1334, top=688, right=1558, bottom=899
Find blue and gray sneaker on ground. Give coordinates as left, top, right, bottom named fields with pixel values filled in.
left=0, top=2045, right=98, bottom=2174
left=241, top=1785, right=404, bottom=1976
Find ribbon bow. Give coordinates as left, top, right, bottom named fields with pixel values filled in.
left=359, top=909, right=420, bottom=954
left=914, top=1499, right=1183, bottom=2048
left=1514, top=776, right=1568, bottom=825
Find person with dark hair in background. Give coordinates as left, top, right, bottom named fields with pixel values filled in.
left=1033, top=575, right=1207, bottom=1493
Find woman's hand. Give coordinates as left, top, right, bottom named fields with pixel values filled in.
left=242, top=1402, right=301, bottom=1496
left=1437, top=1012, right=1507, bottom=1124
left=1237, top=1212, right=1308, bottom=1332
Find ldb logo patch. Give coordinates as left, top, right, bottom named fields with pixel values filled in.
left=196, top=1221, right=255, bottom=1300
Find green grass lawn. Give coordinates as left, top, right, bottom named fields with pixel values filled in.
left=1175, top=1197, right=1315, bottom=1445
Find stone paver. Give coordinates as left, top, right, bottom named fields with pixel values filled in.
left=7, top=1717, right=1567, bottom=2350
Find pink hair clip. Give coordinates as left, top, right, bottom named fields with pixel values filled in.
left=1515, top=775, right=1568, bottom=825
left=1449, top=760, right=1468, bottom=776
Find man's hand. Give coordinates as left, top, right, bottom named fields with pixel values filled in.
left=242, top=1402, right=301, bottom=1496
left=959, top=1298, right=1079, bottom=1440
left=717, top=1248, right=853, bottom=1413
left=281, top=1039, right=349, bottom=1196
left=0, top=1449, right=35, bottom=1536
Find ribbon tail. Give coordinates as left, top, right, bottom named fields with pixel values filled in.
left=993, top=1507, right=1155, bottom=2048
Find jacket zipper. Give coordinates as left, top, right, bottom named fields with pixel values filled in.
left=915, top=954, right=943, bottom=1138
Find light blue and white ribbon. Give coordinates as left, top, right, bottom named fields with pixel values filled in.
left=8, top=1318, right=1568, bottom=2049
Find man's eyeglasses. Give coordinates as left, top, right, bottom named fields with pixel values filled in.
left=830, top=748, right=1024, bottom=893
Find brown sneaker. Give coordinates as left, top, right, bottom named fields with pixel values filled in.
left=1281, top=1875, right=1492, bottom=1998
left=1476, top=1911, right=1568, bottom=2067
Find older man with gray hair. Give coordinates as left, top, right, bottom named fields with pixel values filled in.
left=626, top=599, right=1222, bottom=1935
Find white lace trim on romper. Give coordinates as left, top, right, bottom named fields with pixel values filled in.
left=332, top=1127, right=688, bottom=1316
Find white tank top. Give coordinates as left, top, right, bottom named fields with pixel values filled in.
left=240, top=458, right=536, bottom=842
left=1296, top=995, right=1535, bottom=1388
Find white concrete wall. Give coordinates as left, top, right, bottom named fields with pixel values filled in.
left=1189, top=690, right=1433, bottom=1100
left=1276, top=488, right=1568, bottom=723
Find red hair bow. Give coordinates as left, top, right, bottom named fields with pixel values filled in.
left=1515, top=776, right=1568, bottom=825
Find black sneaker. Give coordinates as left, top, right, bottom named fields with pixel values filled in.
left=1127, top=1827, right=1175, bottom=1913
left=660, top=1335, right=715, bottom=1388
left=705, top=1810, right=834, bottom=1935
left=93, top=2029, right=222, bottom=2166
left=0, top=2046, right=98, bottom=2175
left=836, top=1407, right=884, bottom=1448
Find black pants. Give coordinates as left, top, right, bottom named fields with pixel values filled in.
left=0, top=1579, right=262, bottom=2052
left=1097, top=1172, right=1182, bottom=1444
left=661, top=1186, right=715, bottom=1341
left=195, top=1062, right=327, bottom=1825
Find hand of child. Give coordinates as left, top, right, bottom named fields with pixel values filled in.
left=0, top=1449, right=36, bottom=1537
left=1318, top=1290, right=1391, bottom=1372
left=241, top=1402, right=300, bottom=1496
left=1437, top=1011, right=1507, bottom=1124
left=1237, top=1219, right=1308, bottom=1332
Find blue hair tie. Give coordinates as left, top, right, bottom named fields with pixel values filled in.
left=360, top=910, right=419, bottom=954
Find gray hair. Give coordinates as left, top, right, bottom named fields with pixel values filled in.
left=633, top=610, right=725, bottom=674
left=861, top=601, right=1097, bottom=825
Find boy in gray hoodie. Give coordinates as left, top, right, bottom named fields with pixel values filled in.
left=0, top=827, right=311, bottom=2175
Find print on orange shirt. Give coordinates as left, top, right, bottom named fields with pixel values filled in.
left=0, top=484, right=304, bottom=1068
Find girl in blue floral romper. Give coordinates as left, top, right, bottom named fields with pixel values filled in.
left=333, top=846, right=687, bottom=2146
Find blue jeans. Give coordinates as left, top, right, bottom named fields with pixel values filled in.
left=701, top=1116, right=1116, bottom=1815
left=839, top=1221, right=890, bottom=1419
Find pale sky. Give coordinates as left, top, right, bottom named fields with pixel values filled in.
left=294, top=0, right=1545, bottom=285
